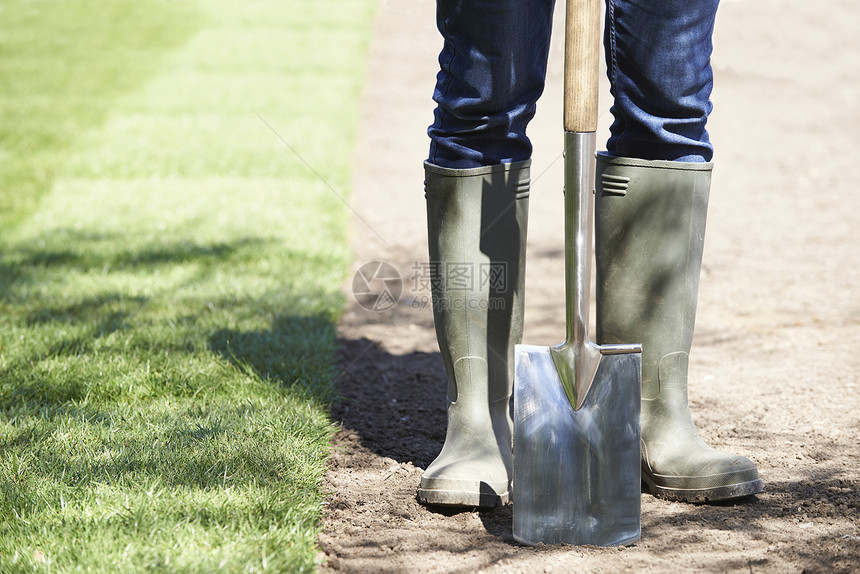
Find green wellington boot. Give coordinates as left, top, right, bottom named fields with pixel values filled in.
left=594, top=154, right=763, bottom=502
left=417, top=160, right=529, bottom=508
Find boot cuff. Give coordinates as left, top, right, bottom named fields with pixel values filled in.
left=597, top=153, right=713, bottom=172
left=424, top=159, right=531, bottom=178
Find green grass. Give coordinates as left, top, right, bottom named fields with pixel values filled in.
left=0, top=0, right=376, bottom=571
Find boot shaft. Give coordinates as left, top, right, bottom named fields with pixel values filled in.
left=418, top=161, right=531, bottom=508
left=424, top=160, right=530, bottom=403
left=594, top=154, right=712, bottom=399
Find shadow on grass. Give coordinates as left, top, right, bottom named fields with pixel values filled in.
left=0, top=233, right=344, bottom=504
left=0, top=233, right=278, bottom=368
left=0, top=231, right=271, bottom=299
left=209, top=312, right=340, bottom=405
left=0, top=405, right=311, bottom=488
left=26, top=293, right=147, bottom=327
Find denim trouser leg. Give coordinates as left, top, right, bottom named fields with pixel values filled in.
left=428, top=0, right=720, bottom=168
left=428, top=0, right=556, bottom=169
left=604, top=0, right=720, bottom=162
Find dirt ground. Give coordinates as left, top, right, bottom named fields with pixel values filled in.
left=319, top=0, right=860, bottom=571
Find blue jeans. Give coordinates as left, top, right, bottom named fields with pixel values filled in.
left=428, top=0, right=720, bottom=169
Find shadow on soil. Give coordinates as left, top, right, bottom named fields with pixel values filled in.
left=333, top=337, right=447, bottom=470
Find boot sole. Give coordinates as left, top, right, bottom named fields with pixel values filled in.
left=642, top=472, right=763, bottom=503
left=417, top=480, right=509, bottom=509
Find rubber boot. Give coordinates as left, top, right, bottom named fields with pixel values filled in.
left=417, top=160, right=529, bottom=508
left=594, top=155, right=763, bottom=502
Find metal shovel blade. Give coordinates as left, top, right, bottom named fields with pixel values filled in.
left=512, top=345, right=641, bottom=546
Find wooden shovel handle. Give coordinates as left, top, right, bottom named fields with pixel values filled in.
left=564, top=0, right=601, bottom=132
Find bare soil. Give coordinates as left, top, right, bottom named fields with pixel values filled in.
left=320, top=0, right=860, bottom=571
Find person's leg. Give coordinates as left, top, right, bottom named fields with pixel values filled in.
left=428, top=0, right=555, bottom=169
left=419, top=0, right=554, bottom=507
left=597, top=0, right=763, bottom=502
left=604, top=0, right=718, bottom=162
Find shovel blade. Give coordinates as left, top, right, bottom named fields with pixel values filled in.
left=512, top=344, right=641, bottom=546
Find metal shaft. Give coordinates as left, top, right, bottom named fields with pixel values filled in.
left=563, top=131, right=597, bottom=350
